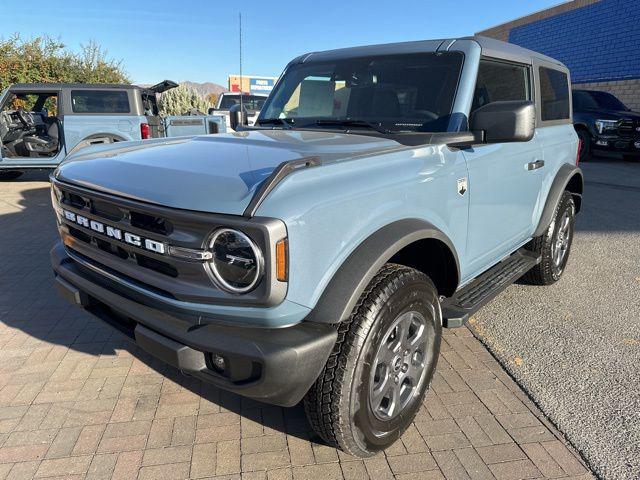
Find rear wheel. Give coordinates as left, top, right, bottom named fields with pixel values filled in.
left=523, top=191, right=576, bottom=285
left=304, top=264, right=442, bottom=457
left=0, top=170, right=23, bottom=181
left=576, top=129, right=591, bottom=162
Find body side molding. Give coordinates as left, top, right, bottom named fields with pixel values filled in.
left=304, top=219, right=460, bottom=325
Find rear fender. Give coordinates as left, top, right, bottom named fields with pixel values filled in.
left=533, top=164, right=583, bottom=237
left=66, top=133, right=128, bottom=157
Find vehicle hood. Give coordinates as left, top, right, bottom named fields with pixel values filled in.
left=54, top=130, right=405, bottom=215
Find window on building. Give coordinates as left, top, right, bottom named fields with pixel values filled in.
left=539, top=67, right=570, bottom=121
left=71, top=90, right=130, bottom=114
left=471, top=59, right=530, bottom=115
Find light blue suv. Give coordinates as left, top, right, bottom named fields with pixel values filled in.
left=50, top=36, right=583, bottom=457
left=0, top=81, right=225, bottom=180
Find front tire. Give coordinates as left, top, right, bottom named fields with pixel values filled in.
left=523, top=191, right=576, bottom=285
left=0, top=170, right=23, bottom=181
left=304, top=264, right=442, bottom=457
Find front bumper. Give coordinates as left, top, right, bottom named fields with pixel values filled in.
left=593, top=134, right=640, bottom=154
left=51, top=243, right=336, bottom=407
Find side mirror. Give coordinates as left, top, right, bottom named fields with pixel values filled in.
left=229, top=104, right=248, bottom=131
left=471, top=100, right=535, bottom=143
left=207, top=107, right=217, bottom=115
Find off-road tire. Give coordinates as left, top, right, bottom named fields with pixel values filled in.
left=304, top=264, right=442, bottom=457
left=0, top=170, right=23, bottom=181
left=523, top=191, right=576, bottom=285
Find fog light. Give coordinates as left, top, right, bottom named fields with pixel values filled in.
left=212, top=354, right=226, bottom=372
left=596, top=140, right=608, bottom=146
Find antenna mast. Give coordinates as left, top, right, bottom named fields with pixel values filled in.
left=239, top=12, right=243, bottom=116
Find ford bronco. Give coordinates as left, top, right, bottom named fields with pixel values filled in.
left=0, top=80, right=225, bottom=180
left=50, top=36, right=583, bottom=457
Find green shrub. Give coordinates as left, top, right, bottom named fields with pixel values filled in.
left=0, top=35, right=130, bottom=90
left=159, top=85, right=211, bottom=116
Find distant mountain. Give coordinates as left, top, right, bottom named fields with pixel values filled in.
left=180, top=81, right=227, bottom=97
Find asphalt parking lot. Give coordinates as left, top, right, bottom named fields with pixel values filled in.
left=469, top=155, right=640, bottom=480
left=0, top=164, right=612, bottom=480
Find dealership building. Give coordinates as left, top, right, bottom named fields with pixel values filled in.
left=228, top=75, right=278, bottom=95
left=478, top=0, right=640, bottom=110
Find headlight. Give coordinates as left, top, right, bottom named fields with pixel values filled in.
left=207, top=228, right=264, bottom=293
left=595, top=119, right=618, bottom=134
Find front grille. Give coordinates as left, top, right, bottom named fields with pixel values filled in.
left=130, top=210, right=173, bottom=235
left=52, top=179, right=281, bottom=307
left=65, top=209, right=177, bottom=278
left=618, top=118, right=640, bottom=140
left=60, top=188, right=174, bottom=236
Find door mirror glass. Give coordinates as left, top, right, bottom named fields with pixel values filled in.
left=471, top=100, right=535, bottom=143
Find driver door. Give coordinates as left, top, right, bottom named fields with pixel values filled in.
left=0, top=90, right=65, bottom=168
left=463, top=59, right=544, bottom=279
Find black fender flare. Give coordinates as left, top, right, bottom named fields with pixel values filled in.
left=533, top=164, right=583, bottom=237
left=66, top=133, right=127, bottom=157
left=304, top=219, right=460, bottom=324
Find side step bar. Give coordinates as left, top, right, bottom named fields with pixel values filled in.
left=441, top=249, right=541, bottom=328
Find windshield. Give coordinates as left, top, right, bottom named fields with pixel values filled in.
left=573, top=90, right=628, bottom=111
left=218, top=94, right=267, bottom=111
left=259, top=52, right=463, bottom=133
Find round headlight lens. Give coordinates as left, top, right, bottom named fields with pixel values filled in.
left=208, top=229, right=263, bottom=293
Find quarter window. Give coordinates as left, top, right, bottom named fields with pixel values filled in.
left=471, top=60, right=530, bottom=114
left=539, top=67, right=570, bottom=121
left=71, top=90, right=130, bottom=114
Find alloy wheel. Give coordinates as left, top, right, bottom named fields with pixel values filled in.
left=552, top=208, right=573, bottom=268
left=369, top=311, right=429, bottom=421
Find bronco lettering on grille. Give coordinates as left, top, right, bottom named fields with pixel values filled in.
left=63, top=209, right=166, bottom=254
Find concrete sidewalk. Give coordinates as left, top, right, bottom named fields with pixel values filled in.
left=0, top=172, right=593, bottom=479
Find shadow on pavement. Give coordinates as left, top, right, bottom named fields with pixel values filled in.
left=576, top=156, right=640, bottom=233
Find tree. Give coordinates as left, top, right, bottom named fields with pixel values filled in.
left=205, top=92, right=219, bottom=107
left=0, top=34, right=130, bottom=91
left=159, top=85, right=211, bottom=116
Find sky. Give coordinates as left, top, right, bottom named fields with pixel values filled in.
left=1, top=0, right=563, bottom=87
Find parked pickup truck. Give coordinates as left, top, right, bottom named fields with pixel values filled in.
left=572, top=89, right=640, bottom=162
left=0, top=80, right=225, bottom=180
left=209, top=91, right=268, bottom=127
left=50, top=36, right=582, bottom=457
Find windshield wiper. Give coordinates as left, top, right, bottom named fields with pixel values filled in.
left=313, top=119, right=391, bottom=134
left=257, top=118, right=293, bottom=129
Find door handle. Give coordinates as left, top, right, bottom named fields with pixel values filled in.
left=527, top=159, right=545, bottom=171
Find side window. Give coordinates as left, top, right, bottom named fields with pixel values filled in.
left=472, top=60, right=530, bottom=114
left=71, top=90, right=130, bottom=114
left=2, top=93, right=58, bottom=116
left=539, top=67, right=570, bottom=121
